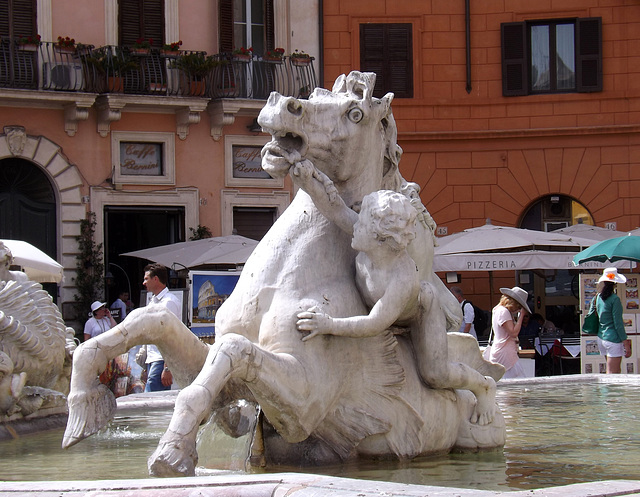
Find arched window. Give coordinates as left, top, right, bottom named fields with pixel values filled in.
left=520, top=195, right=593, bottom=232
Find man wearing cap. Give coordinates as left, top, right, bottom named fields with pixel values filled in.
left=487, top=286, right=531, bottom=379
left=141, top=263, right=181, bottom=392
left=83, top=301, right=117, bottom=342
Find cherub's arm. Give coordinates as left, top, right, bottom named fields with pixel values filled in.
left=290, top=159, right=358, bottom=235
left=297, top=278, right=412, bottom=341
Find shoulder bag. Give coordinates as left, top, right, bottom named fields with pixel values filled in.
left=582, top=295, right=600, bottom=335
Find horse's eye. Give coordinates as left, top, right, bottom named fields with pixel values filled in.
left=347, top=108, right=363, bottom=123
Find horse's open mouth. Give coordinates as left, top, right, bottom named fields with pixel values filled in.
left=261, top=131, right=307, bottom=174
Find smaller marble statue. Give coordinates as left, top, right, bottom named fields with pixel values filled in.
left=292, top=161, right=498, bottom=425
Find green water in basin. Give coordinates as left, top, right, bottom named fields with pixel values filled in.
left=2, top=380, right=639, bottom=491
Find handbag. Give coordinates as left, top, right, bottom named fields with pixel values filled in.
left=482, top=327, right=494, bottom=360
left=582, top=296, right=600, bottom=335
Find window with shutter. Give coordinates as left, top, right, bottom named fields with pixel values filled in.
left=0, top=0, right=36, bottom=39
left=119, top=0, right=164, bottom=48
left=219, top=0, right=274, bottom=56
left=501, top=17, right=602, bottom=96
left=360, top=23, right=412, bottom=99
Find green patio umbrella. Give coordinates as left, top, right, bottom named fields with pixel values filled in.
left=572, top=234, right=640, bottom=265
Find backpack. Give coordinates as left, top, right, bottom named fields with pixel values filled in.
left=463, top=300, right=489, bottom=336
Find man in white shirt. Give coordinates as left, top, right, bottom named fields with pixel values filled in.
left=450, top=286, right=477, bottom=339
left=142, top=263, right=181, bottom=392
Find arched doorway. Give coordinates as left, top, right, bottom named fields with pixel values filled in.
left=518, top=195, right=593, bottom=335
left=0, top=157, right=58, bottom=299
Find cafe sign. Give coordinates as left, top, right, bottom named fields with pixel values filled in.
left=120, top=142, right=163, bottom=176
left=232, top=145, right=270, bottom=179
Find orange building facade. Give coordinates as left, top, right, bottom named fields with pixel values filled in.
left=323, top=0, right=640, bottom=322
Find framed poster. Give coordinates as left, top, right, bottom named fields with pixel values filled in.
left=189, top=271, right=241, bottom=337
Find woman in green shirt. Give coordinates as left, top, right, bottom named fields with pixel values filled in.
left=595, top=267, right=632, bottom=374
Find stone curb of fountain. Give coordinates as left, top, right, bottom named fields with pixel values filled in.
left=1, top=474, right=640, bottom=497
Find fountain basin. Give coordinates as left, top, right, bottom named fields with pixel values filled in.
left=2, top=375, right=640, bottom=496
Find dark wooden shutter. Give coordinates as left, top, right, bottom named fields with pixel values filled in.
left=576, top=17, right=602, bottom=92
left=264, top=0, right=274, bottom=51
left=219, top=0, right=233, bottom=53
left=501, top=22, right=527, bottom=96
left=360, top=23, right=412, bottom=99
left=119, top=0, right=164, bottom=47
left=0, top=0, right=36, bottom=38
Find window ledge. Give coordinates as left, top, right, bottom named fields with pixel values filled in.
left=208, top=98, right=266, bottom=141
left=0, top=89, right=96, bottom=137
left=95, top=94, right=209, bottom=140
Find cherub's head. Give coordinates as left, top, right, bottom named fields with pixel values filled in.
left=356, top=190, right=417, bottom=251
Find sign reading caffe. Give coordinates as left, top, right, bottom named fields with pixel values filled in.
left=232, top=145, right=271, bottom=179
left=120, top=142, right=163, bottom=176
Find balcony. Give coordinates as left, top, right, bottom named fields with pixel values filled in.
left=0, top=39, right=318, bottom=139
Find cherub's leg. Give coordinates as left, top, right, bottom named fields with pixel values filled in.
left=413, top=281, right=496, bottom=426
left=149, top=332, right=309, bottom=477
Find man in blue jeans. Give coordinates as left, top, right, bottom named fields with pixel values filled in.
left=142, top=263, right=181, bottom=392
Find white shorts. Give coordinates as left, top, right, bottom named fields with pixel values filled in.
left=597, top=337, right=625, bottom=358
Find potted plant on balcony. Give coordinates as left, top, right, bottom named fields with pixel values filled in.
left=161, top=40, right=182, bottom=57
left=56, top=36, right=77, bottom=54
left=232, top=46, right=253, bottom=61
left=132, top=38, right=153, bottom=55
left=173, top=52, right=217, bottom=96
left=290, top=49, right=312, bottom=67
left=86, top=52, right=138, bottom=93
left=17, top=34, right=41, bottom=51
left=263, top=47, right=284, bottom=63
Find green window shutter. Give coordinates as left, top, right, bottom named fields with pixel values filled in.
left=219, top=0, right=233, bottom=53
left=120, top=0, right=164, bottom=47
left=360, top=23, right=412, bottom=98
left=501, top=22, right=527, bottom=96
left=0, top=0, right=36, bottom=39
left=576, top=17, right=602, bottom=92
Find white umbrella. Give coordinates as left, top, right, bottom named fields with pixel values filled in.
left=432, top=220, right=620, bottom=273
left=121, top=235, right=259, bottom=268
left=552, top=224, right=628, bottom=241
left=1, top=239, right=64, bottom=283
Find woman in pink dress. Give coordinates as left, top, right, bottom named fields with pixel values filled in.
left=488, top=287, right=531, bottom=379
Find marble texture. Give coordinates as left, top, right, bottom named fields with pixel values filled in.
left=63, top=72, right=506, bottom=477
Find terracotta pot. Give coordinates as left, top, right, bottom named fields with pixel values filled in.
left=18, top=44, right=38, bottom=52
left=162, top=50, right=180, bottom=57
left=149, top=82, right=167, bottom=93
left=189, top=80, right=206, bottom=96
left=233, top=53, right=251, bottom=61
left=291, top=57, right=311, bottom=67
left=131, top=48, right=150, bottom=55
left=107, top=76, right=124, bottom=93
left=55, top=46, right=76, bottom=54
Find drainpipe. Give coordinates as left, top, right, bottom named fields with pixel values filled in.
left=318, top=0, right=324, bottom=87
left=465, top=0, right=471, bottom=94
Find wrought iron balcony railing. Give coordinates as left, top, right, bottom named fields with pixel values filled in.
left=0, top=39, right=317, bottom=100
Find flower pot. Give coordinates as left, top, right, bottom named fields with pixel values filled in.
left=18, top=44, right=38, bottom=52
left=233, top=54, right=251, bottom=62
left=55, top=46, right=76, bottom=54
left=264, top=56, right=283, bottom=63
left=107, top=76, right=124, bottom=93
left=131, top=48, right=150, bottom=55
left=149, top=82, right=167, bottom=93
left=189, top=80, right=206, bottom=96
left=162, top=50, right=180, bottom=57
left=291, top=57, right=311, bottom=67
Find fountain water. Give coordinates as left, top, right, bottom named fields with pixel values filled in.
left=2, top=375, right=640, bottom=496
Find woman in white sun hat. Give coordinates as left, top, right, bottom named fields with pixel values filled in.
left=594, top=267, right=631, bottom=374
left=488, top=286, right=531, bottom=379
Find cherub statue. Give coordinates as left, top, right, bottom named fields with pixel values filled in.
left=292, top=160, right=498, bottom=425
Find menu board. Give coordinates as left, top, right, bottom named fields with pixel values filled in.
left=579, top=273, right=638, bottom=374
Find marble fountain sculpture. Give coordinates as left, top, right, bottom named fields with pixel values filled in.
left=0, top=242, right=77, bottom=429
left=62, top=71, right=507, bottom=477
